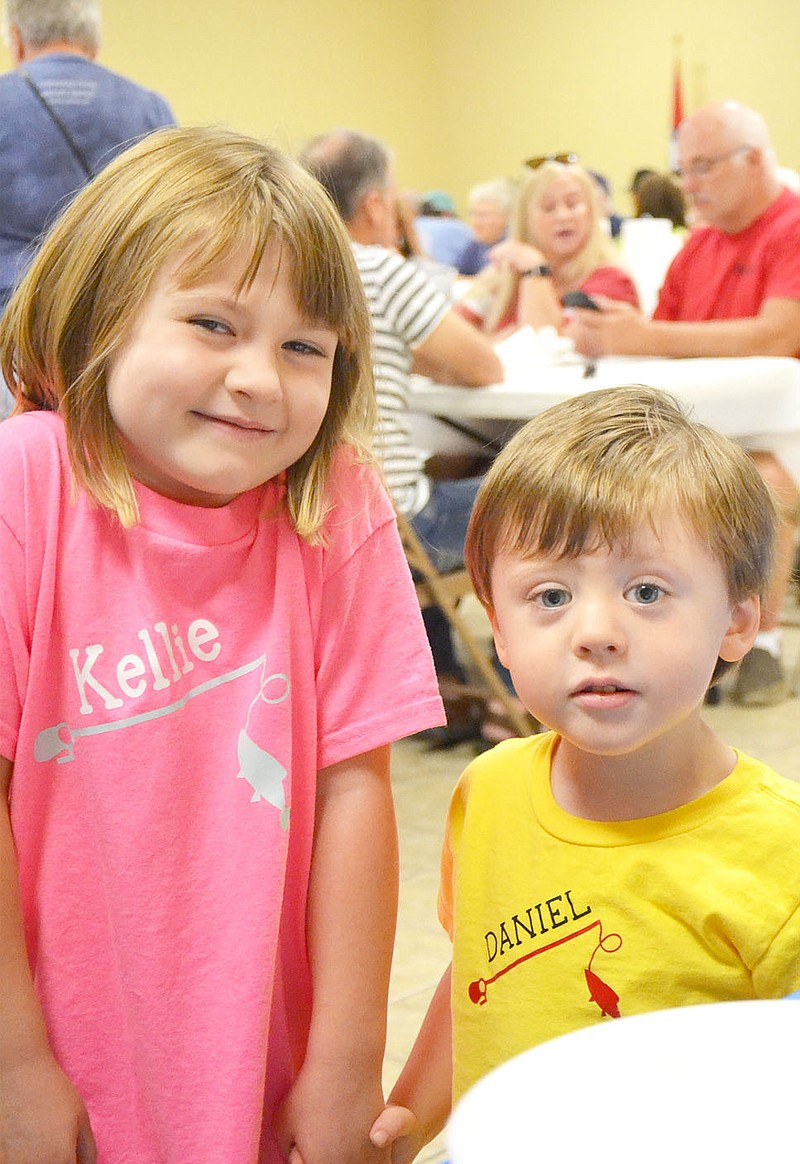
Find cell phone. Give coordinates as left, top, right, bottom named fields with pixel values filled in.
left=562, top=290, right=600, bottom=310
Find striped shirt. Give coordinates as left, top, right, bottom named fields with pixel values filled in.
left=353, top=242, right=450, bottom=515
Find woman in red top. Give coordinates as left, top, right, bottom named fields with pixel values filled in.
left=458, top=161, right=638, bottom=334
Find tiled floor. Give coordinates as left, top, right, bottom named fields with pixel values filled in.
left=384, top=611, right=800, bottom=1163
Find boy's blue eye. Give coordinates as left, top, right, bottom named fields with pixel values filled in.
left=536, top=587, right=570, bottom=609
left=627, top=582, right=663, bottom=605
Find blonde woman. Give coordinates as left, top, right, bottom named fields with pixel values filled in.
left=459, top=161, right=638, bottom=334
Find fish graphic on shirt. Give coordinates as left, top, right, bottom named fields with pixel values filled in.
left=236, top=728, right=290, bottom=829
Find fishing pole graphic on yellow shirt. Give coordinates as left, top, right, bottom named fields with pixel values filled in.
left=469, top=917, right=623, bottom=1018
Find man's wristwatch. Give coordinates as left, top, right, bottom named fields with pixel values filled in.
left=519, top=265, right=552, bottom=278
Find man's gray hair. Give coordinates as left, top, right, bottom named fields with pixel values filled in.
left=4, top=0, right=102, bottom=54
left=299, top=129, right=391, bottom=223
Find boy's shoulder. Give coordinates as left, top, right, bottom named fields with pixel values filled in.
left=451, top=733, right=554, bottom=813
left=734, top=748, right=800, bottom=820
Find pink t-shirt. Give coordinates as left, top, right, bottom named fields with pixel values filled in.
left=654, top=187, right=800, bottom=324
left=0, top=411, right=443, bottom=1163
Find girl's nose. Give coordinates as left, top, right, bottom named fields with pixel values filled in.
left=226, top=346, right=281, bottom=398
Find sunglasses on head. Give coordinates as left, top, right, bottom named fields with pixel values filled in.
left=525, top=152, right=579, bottom=169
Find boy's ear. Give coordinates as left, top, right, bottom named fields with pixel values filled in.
left=719, top=595, right=761, bottom=664
left=488, top=608, right=510, bottom=669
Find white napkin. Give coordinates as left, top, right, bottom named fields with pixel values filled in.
left=496, top=325, right=576, bottom=382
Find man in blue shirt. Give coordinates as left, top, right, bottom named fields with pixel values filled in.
left=0, top=0, right=175, bottom=416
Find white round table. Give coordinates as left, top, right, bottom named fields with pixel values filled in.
left=448, top=1000, right=799, bottom=1163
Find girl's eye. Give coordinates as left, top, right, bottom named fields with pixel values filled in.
left=535, top=587, right=571, bottom=609
left=283, top=339, right=325, bottom=356
left=190, top=317, right=231, bottom=335
left=626, top=582, right=663, bottom=605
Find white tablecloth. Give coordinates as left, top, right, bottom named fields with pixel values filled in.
left=447, top=999, right=800, bottom=1163
left=409, top=355, right=800, bottom=483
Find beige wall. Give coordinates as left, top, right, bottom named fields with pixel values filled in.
left=3, top=0, right=799, bottom=214
left=435, top=0, right=800, bottom=213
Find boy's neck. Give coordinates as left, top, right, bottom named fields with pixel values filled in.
left=549, top=714, right=738, bottom=822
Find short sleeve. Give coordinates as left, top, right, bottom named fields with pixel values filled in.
left=761, top=219, right=800, bottom=302
left=312, top=461, right=444, bottom=768
left=371, top=249, right=450, bottom=351
left=0, top=415, right=63, bottom=760
left=582, top=265, right=641, bottom=308
left=753, top=903, right=800, bottom=998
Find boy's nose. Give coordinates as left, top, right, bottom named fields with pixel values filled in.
left=571, top=601, right=627, bottom=657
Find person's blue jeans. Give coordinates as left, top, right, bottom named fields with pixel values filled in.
left=411, top=476, right=483, bottom=681
left=411, top=475, right=482, bottom=574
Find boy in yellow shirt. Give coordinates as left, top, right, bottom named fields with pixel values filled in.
left=371, top=385, right=800, bottom=1161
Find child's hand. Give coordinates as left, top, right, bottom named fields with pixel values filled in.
left=0, top=1046, right=96, bottom=1162
left=275, top=1061, right=390, bottom=1163
left=369, top=1104, right=424, bottom=1164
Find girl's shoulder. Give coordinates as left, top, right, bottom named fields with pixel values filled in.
left=0, top=410, right=69, bottom=490
left=0, top=412, right=73, bottom=552
left=304, top=448, right=398, bottom=573
left=0, top=407, right=65, bottom=448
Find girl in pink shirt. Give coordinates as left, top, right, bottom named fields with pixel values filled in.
left=0, top=126, right=443, bottom=1164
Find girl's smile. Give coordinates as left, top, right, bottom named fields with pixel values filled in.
left=106, top=241, right=338, bottom=507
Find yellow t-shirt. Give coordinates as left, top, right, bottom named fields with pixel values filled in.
left=439, top=732, right=800, bottom=1101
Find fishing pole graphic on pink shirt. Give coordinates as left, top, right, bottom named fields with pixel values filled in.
left=34, top=653, right=291, bottom=828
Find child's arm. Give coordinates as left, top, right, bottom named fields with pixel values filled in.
left=276, top=744, right=398, bottom=1163
left=370, top=964, right=453, bottom=1163
left=0, top=755, right=96, bottom=1163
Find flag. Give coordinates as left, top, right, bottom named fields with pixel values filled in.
left=669, top=50, right=684, bottom=171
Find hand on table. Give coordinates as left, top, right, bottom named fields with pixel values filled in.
left=563, top=296, right=651, bottom=357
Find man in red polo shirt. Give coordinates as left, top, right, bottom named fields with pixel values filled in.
left=570, top=101, right=800, bottom=706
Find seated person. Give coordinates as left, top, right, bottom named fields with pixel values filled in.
left=589, top=168, right=624, bottom=238
left=415, top=190, right=474, bottom=271
left=568, top=100, right=800, bottom=706
left=300, top=129, right=505, bottom=745
left=459, top=178, right=514, bottom=276
left=629, top=166, right=657, bottom=196
left=457, top=160, right=638, bottom=334
left=633, top=172, right=688, bottom=228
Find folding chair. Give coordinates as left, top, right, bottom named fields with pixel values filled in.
left=396, top=511, right=535, bottom=739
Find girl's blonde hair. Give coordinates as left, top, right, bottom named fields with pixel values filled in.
left=0, top=125, right=377, bottom=539
left=483, top=161, right=618, bottom=333
left=465, top=385, right=776, bottom=611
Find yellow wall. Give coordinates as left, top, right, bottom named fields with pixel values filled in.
left=2, top=0, right=799, bottom=214
left=435, top=0, right=800, bottom=213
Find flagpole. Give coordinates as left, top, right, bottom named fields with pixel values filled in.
left=670, top=35, right=684, bottom=171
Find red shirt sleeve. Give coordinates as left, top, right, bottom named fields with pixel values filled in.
left=581, top=265, right=641, bottom=308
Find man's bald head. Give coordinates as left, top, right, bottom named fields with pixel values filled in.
left=680, top=101, right=775, bottom=166
left=677, top=100, right=781, bottom=232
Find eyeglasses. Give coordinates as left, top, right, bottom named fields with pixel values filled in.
left=525, top=153, right=579, bottom=170
left=673, top=145, right=751, bottom=179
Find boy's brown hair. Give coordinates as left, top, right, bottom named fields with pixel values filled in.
left=466, top=385, right=776, bottom=611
